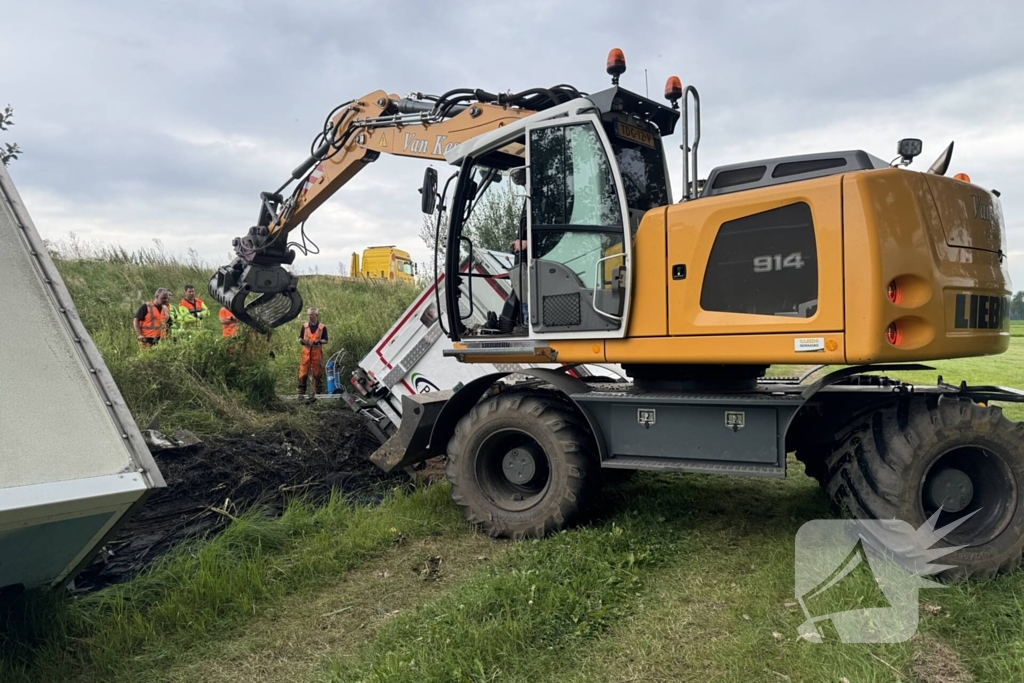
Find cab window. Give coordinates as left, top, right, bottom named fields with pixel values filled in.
left=530, top=124, right=622, bottom=229
left=611, top=138, right=670, bottom=213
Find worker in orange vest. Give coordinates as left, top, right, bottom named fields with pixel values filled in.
left=219, top=307, right=239, bottom=338
left=297, top=307, right=328, bottom=399
left=133, top=288, right=171, bottom=349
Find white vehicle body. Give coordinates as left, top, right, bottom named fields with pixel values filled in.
left=340, top=248, right=624, bottom=441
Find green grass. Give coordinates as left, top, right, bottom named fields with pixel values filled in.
left=17, top=465, right=1024, bottom=683
left=317, top=467, right=1024, bottom=683
left=0, top=485, right=463, bottom=683
left=159, top=532, right=506, bottom=683
left=48, top=238, right=416, bottom=435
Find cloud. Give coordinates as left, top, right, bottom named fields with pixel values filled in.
left=4, top=0, right=1024, bottom=291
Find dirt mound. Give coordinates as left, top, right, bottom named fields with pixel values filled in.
left=75, top=407, right=399, bottom=591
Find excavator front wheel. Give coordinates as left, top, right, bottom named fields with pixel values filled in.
left=445, top=392, right=600, bottom=539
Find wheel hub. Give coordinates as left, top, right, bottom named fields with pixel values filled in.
left=924, top=467, right=974, bottom=513
left=920, top=444, right=1016, bottom=547
left=502, top=445, right=539, bottom=484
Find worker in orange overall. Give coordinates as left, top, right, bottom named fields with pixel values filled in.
left=133, top=288, right=172, bottom=349
left=297, top=307, right=328, bottom=399
left=219, top=307, right=239, bottom=338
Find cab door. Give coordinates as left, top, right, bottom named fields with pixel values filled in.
left=526, top=115, right=632, bottom=339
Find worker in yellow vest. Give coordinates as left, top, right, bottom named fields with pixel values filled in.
left=171, top=284, right=209, bottom=335
left=298, top=308, right=328, bottom=399
left=133, top=288, right=171, bottom=349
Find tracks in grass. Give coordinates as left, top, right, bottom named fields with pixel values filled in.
left=151, top=532, right=503, bottom=683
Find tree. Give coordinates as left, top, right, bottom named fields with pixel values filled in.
left=464, top=181, right=523, bottom=252
left=0, top=105, right=21, bottom=167
left=1012, top=291, right=1024, bottom=321
left=420, top=207, right=448, bottom=255
left=419, top=175, right=524, bottom=258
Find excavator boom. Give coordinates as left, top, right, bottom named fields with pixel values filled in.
left=209, top=85, right=580, bottom=331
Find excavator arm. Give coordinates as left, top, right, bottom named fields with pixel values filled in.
left=210, top=85, right=580, bottom=332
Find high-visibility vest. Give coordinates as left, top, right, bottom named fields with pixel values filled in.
left=173, top=298, right=208, bottom=331
left=300, top=322, right=326, bottom=366
left=140, top=302, right=169, bottom=339
left=179, top=297, right=207, bottom=318
left=219, top=308, right=239, bottom=337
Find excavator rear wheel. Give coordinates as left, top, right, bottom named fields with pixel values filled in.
left=446, top=391, right=600, bottom=539
left=825, top=397, right=1024, bottom=582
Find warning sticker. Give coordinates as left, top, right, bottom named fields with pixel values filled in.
left=379, top=133, right=388, bottom=148
left=794, top=337, right=826, bottom=353
left=300, top=164, right=324, bottom=199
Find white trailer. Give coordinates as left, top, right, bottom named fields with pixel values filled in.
left=0, top=165, right=164, bottom=593
left=334, top=248, right=623, bottom=446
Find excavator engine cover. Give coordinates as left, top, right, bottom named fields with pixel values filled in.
left=208, top=259, right=304, bottom=333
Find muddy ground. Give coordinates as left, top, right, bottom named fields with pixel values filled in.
left=75, top=406, right=400, bottom=591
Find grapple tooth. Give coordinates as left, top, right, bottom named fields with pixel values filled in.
left=208, top=261, right=303, bottom=334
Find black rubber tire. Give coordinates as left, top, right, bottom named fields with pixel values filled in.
left=826, top=397, right=1024, bottom=582
left=446, top=391, right=600, bottom=539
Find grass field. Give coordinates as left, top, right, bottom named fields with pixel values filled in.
left=7, top=246, right=1024, bottom=682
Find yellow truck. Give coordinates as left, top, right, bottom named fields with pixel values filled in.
left=349, top=246, right=415, bottom=282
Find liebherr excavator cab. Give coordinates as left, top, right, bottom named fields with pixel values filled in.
left=438, top=83, right=676, bottom=344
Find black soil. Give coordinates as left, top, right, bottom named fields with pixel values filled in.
left=75, top=406, right=399, bottom=591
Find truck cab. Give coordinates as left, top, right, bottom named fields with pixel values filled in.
left=351, top=245, right=416, bottom=283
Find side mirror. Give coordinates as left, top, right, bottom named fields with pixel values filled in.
left=420, top=167, right=438, bottom=214
left=509, top=166, right=529, bottom=198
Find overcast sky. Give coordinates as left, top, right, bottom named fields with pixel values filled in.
left=4, top=0, right=1024, bottom=287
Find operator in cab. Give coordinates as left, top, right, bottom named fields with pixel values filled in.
left=297, top=307, right=328, bottom=399
left=134, top=288, right=172, bottom=349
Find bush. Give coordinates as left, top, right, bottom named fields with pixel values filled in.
left=106, top=333, right=279, bottom=433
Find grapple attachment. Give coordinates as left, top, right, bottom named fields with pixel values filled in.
left=209, top=259, right=303, bottom=333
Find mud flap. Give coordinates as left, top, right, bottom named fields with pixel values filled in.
left=370, top=390, right=453, bottom=472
